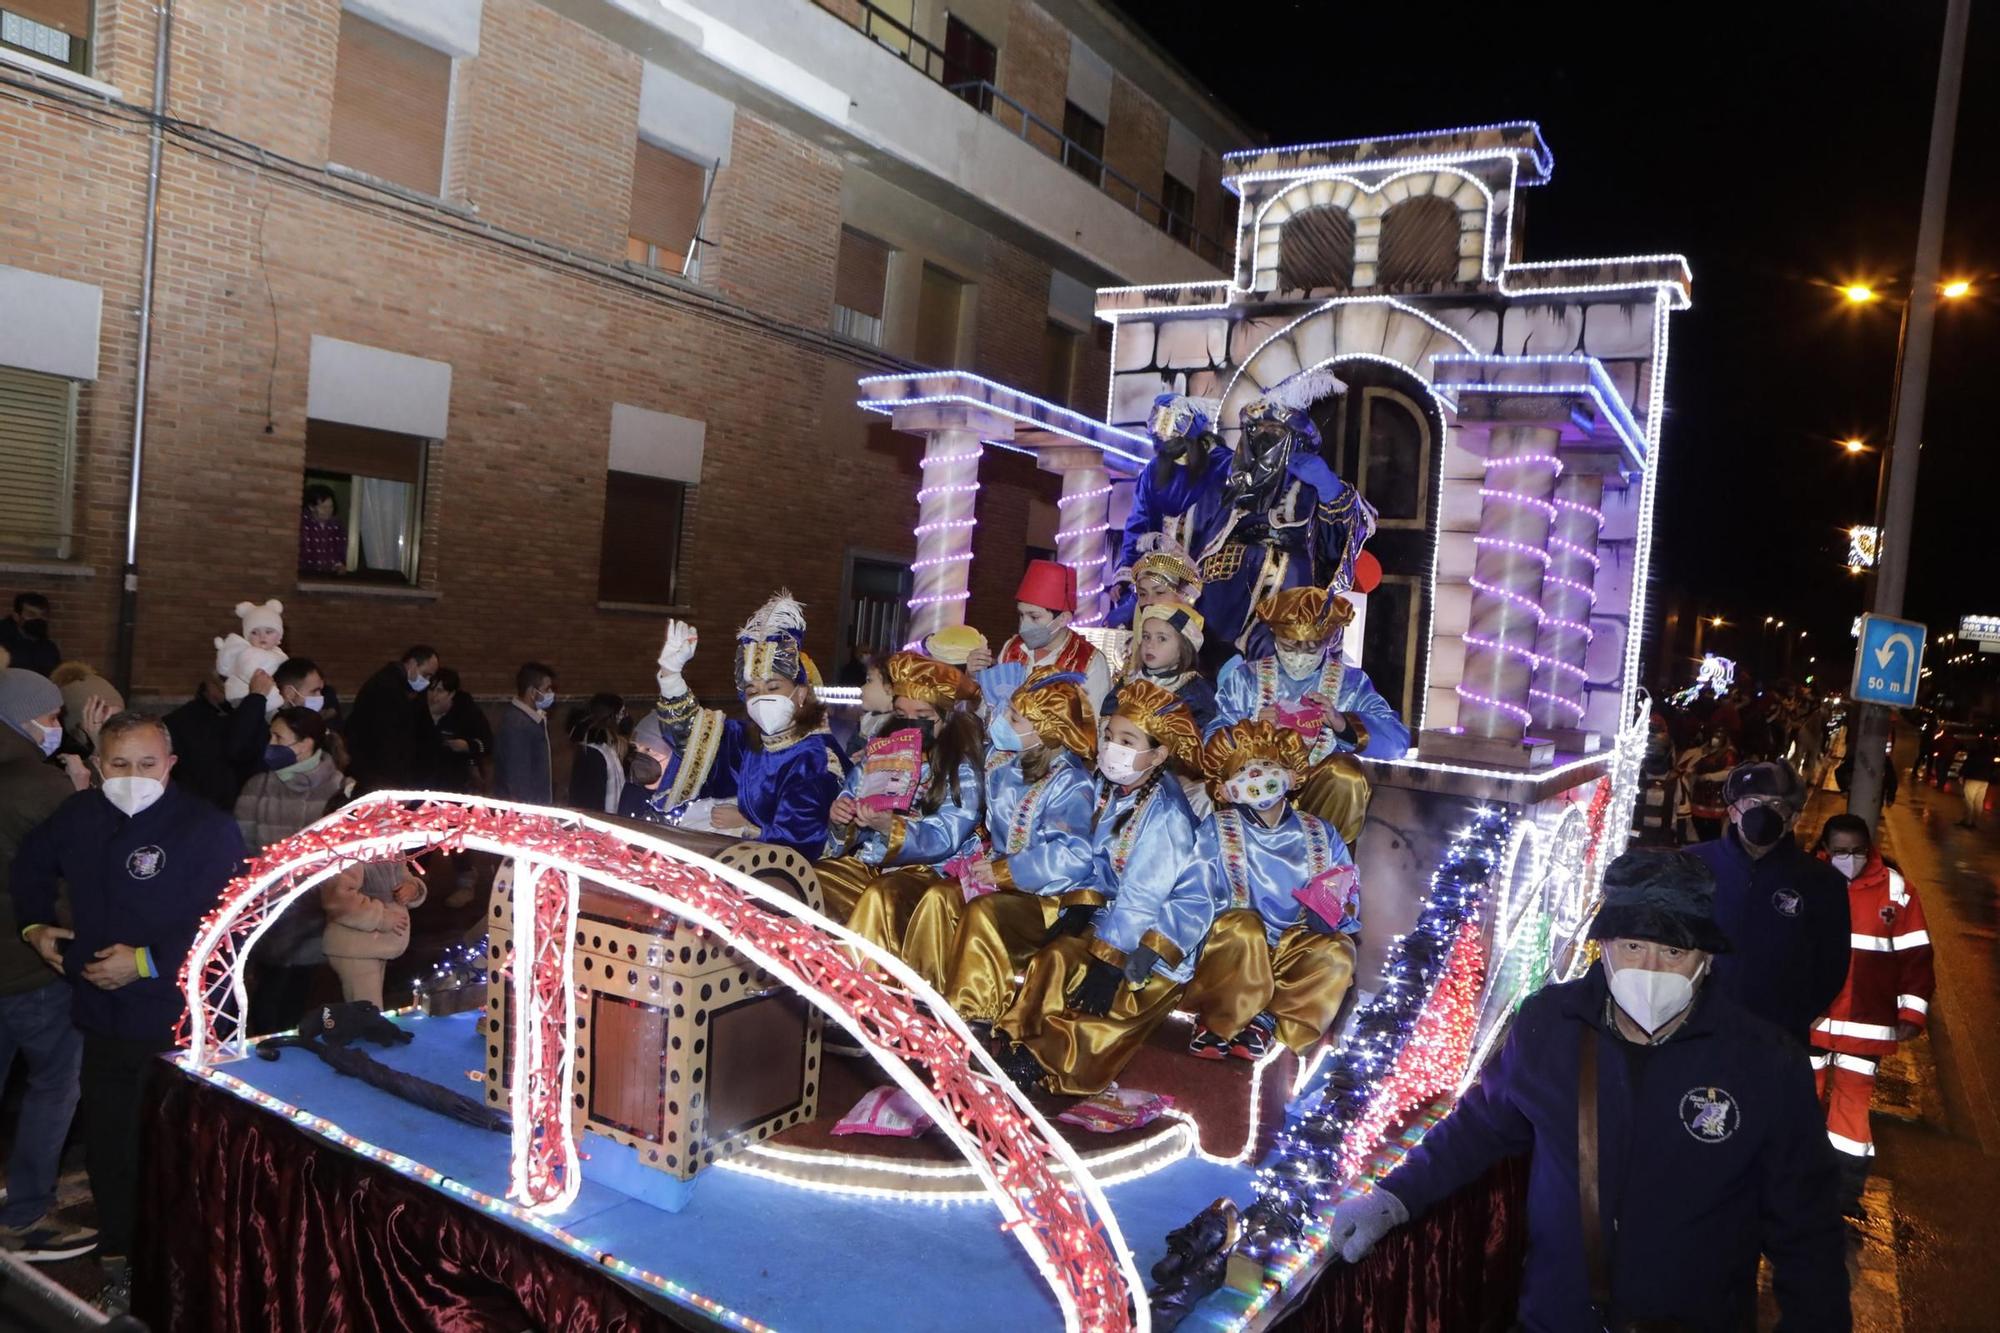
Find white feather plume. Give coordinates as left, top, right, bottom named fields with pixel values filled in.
left=738, top=588, right=807, bottom=642
left=1262, top=368, right=1347, bottom=415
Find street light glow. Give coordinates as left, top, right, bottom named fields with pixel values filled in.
left=1841, top=284, right=1878, bottom=304
left=1941, top=279, right=1972, bottom=299
left=1841, top=437, right=1868, bottom=454
left=1710, top=615, right=1725, bottom=627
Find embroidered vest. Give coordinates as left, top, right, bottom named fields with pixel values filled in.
left=1212, top=807, right=1335, bottom=912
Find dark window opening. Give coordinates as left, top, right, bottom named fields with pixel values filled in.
left=1061, top=101, right=1105, bottom=186
left=597, top=471, right=687, bottom=606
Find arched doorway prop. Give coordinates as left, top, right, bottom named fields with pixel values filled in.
left=178, top=793, right=1149, bottom=1333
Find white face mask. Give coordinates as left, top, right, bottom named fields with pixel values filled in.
left=22, top=720, right=61, bottom=757
left=746, top=693, right=798, bottom=736
left=408, top=674, right=431, bottom=692
left=1223, top=765, right=1291, bottom=812
left=1098, top=740, right=1154, bottom=786
left=102, top=776, right=167, bottom=818
left=1275, top=646, right=1324, bottom=681
left=1606, top=957, right=1702, bottom=1035
left=301, top=693, right=326, bottom=713
left=533, top=690, right=556, bottom=712
left=1830, top=852, right=1867, bottom=881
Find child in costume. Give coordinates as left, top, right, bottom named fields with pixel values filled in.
left=214, top=600, right=289, bottom=703
left=651, top=592, right=847, bottom=858
left=617, top=709, right=742, bottom=826
left=1212, top=585, right=1408, bottom=843
left=1182, top=721, right=1359, bottom=1060
left=816, top=652, right=987, bottom=957
left=965, top=560, right=1112, bottom=715
left=993, top=680, right=1210, bottom=1096
left=933, top=669, right=1100, bottom=1012
left=1109, top=599, right=1216, bottom=733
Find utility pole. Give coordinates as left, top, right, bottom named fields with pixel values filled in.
left=1849, top=0, right=1969, bottom=828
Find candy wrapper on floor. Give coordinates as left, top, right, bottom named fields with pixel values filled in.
left=830, top=1086, right=936, bottom=1137
left=1292, top=863, right=1362, bottom=936
left=1057, top=1085, right=1175, bottom=1134
left=857, top=728, right=924, bottom=814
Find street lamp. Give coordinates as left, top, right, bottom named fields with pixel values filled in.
left=1842, top=283, right=1878, bottom=303
left=1841, top=437, right=1869, bottom=454
left=1942, top=279, right=1973, bottom=299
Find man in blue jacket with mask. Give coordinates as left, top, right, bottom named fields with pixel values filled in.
left=1687, top=760, right=1850, bottom=1046
left=1328, top=850, right=1849, bottom=1330
left=13, top=711, right=244, bottom=1311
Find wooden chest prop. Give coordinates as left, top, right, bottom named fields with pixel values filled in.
left=484, top=839, right=825, bottom=1182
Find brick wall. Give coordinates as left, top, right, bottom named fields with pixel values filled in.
left=1103, top=74, right=1166, bottom=205
left=0, top=0, right=1144, bottom=711
left=453, top=0, right=642, bottom=258
left=997, top=0, right=1068, bottom=136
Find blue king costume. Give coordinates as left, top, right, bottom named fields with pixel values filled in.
left=1213, top=585, right=1409, bottom=844
left=995, top=680, right=1212, bottom=1096
left=649, top=592, right=848, bottom=859
left=1183, top=721, right=1360, bottom=1059
left=815, top=651, right=987, bottom=974
left=940, top=669, right=1102, bottom=1019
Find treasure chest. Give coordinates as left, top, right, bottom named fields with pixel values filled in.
left=485, top=834, right=825, bottom=1182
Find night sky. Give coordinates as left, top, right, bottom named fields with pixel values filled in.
left=1118, top=0, right=1998, bottom=688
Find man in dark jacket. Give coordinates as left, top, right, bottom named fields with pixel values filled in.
left=1688, top=761, right=1850, bottom=1045
left=0, top=593, right=60, bottom=677
left=427, top=667, right=492, bottom=792
left=14, top=712, right=244, bottom=1301
left=0, top=670, right=97, bottom=1261
left=342, top=645, right=440, bottom=793
left=1331, top=850, right=1848, bottom=1331
left=492, top=662, right=555, bottom=804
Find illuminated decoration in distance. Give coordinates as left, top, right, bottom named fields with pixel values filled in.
left=1847, top=524, right=1882, bottom=571
left=178, top=794, right=1148, bottom=1333
left=1669, top=654, right=1736, bottom=709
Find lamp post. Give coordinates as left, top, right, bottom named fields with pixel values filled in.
left=1843, top=0, right=1971, bottom=830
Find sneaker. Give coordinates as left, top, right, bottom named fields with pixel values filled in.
left=1187, top=1027, right=1231, bottom=1060
left=0, top=1217, right=98, bottom=1262
left=1226, top=1023, right=1271, bottom=1062
left=97, top=1257, right=132, bottom=1316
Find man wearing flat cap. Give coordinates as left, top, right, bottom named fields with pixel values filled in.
left=1328, top=849, right=1850, bottom=1331
left=1688, top=760, right=1851, bottom=1045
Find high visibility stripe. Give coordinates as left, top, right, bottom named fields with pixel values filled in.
left=1813, top=1018, right=1897, bottom=1042
left=1830, top=1052, right=1878, bottom=1074
left=1886, top=869, right=1909, bottom=907
left=1899, top=994, right=1930, bottom=1015
left=1892, top=929, right=1931, bottom=950
left=1808, top=1053, right=1830, bottom=1070
left=1826, top=1129, right=1876, bottom=1158
left=1850, top=933, right=1893, bottom=951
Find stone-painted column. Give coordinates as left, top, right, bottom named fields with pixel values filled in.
left=1043, top=447, right=1114, bottom=626
left=1455, top=426, right=1560, bottom=740
left=891, top=405, right=1007, bottom=644
left=1529, top=471, right=1608, bottom=735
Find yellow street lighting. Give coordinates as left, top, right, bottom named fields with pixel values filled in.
left=1776, top=619, right=1786, bottom=628
left=1710, top=615, right=1726, bottom=628
left=1941, top=279, right=1972, bottom=299
left=1841, top=437, right=1868, bottom=454
left=1841, top=284, right=1878, bottom=304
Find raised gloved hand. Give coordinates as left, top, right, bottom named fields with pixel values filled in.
left=1065, top=955, right=1124, bottom=1017
left=1285, top=448, right=1341, bottom=497
left=657, top=620, right=698, bottom=697
left=1327, top=1186, right=1407, bottom=1263
left=1122, top=944, right=1161, bottom=986
left=1041, top=903, right=1098, bottom=945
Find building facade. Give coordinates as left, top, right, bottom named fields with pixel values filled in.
left=0, top=0, right=1248, bottom=701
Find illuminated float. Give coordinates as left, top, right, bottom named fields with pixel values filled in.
left=164, top=122, right=1686, bottom=1332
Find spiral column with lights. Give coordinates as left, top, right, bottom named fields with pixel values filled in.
left=907, top=429, right=985, bottom=643
left=1528, top=471, right=1607, bottom=733
left=1456, top=426, right=1561, bottom=740
left=1045, top=447, right=1113, bottom=627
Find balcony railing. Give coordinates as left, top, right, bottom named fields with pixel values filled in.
left=812, top=0, right=1231, bottom=269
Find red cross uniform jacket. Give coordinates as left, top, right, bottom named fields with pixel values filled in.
left=1810, top=851, right=1933, bottom=1058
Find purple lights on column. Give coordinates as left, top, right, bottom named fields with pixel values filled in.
left=906, top=437, right=983, bottom=641
left=1528, top=472, right=1607, bottom=730
left=1455, top=432, right=1562, bottom=740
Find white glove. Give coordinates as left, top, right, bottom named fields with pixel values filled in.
left=658, top=620, right=698, bottom=699
left=1327, top=1186, right=1407, bottom=1263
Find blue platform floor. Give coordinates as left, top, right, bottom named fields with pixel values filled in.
left=207, top=1010, right=1254, bottom=1331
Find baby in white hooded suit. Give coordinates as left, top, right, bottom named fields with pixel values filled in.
left=215, top=599, right=288, bottom=701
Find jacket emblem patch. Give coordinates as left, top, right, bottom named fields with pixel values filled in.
left=1680, top=1086, right=1740, bottom=1143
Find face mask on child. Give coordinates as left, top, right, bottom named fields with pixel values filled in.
left=1098, top=741, right=1154, bottom=786
left=1223, top=765, right=1290, bottom=812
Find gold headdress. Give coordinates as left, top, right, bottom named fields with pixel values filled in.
left=1202, top=719, right=1312, bottom=792
left=1011, top=666, right=1097, bottom=761
left=1108, top=678, right=1202, bottom=770
left=883, top=651, right=981, bottom=710
left=1254, top=585, right=1355, bottom=645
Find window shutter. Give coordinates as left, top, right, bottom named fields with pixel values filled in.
left=329, top=12, right=451, bottom=195
left=834, top=227, right=890, bottom=319
left=11, top=0, right=91, bottom=35
left=305, top=419, right=425, bottom=483
left=629, top=141, right=706, bottom=270
left=0, top=367, right=76, bottom=558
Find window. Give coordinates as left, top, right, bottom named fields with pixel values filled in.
left=1160, top=174, right=1196, bottom=244
left=1377, top=196, right=1462, bottom=288
left=302, top=419, right=429, bottom=584
left=628, top=140, right=710, bottom=279
left=914, top=262, right=966, bottom=367
left=328, top=11, right=452, bottom=195
left=1, top=1, right=89, bottom=72
left=1041, top=320, right=1080, bottom=408
left=833, top=226, right=891, bottom=345
left=1277, top=206, right=1354, bottom=293
left=597, top=472, right=686, bottom=606
left=1062, top=101, right=1104, bottom=186
left=943, top=16, right=997, bottom=110
left=0, top=366, right=77, bottom=559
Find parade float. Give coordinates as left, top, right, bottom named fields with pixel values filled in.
left=147, top=123, right=1687, bottom=1332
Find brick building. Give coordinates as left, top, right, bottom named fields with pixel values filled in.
left=0, top=0, right=1249, bottom=702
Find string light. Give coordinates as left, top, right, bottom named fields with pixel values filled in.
left=856, top=371, right=1152, bottom=467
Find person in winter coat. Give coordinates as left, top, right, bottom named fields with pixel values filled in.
left=1687, top=761, right=1851, bottom=1046
left=234, top=705, right=346, bottom=1033
left=1330, top=849, right=1849, bottom=1332
left=1812, top=814, right=1935, bottom=1216
left=319, top=862, right=426, bottom=1008
left=492, top=662, right=556, bottom=805
left=14, top=712, right=245, bottom=1300
left=0, top=669, right=97, bottom=1262
left=342, top=646, right=440, bottom=793
left=565, top=692, right=628, bottom=813
left=426, top=667, right=492, bottom=793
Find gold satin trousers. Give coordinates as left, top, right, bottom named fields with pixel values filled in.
left=1181, top=909, right=1356, bottom=1053
left=995, top=935, right=1184, bottom=1096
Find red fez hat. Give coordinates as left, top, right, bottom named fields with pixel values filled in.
left=1016, top=559, right=1077, bottom=613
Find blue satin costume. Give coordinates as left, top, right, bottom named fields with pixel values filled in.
left=1108, top=671, right=1218, bottom=735
left=654, top=698, right=847, bottom=859
left=820, top=756, right=985, bottom=868
left=1212, top=653, right=1410, bottom=761
left=983, top=749, right=1098, bottom=896
left=1194, top=805, right=1357, bottom=946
